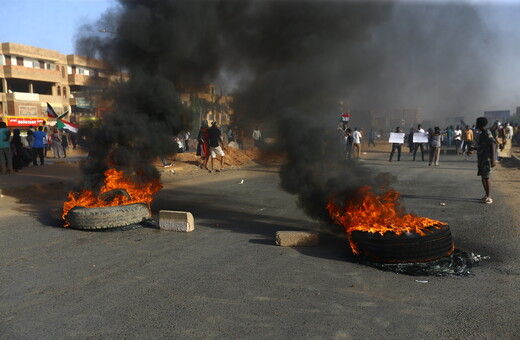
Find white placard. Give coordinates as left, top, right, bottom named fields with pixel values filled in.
left=389, top=132, right=405, bottom=144
left=413, top=132, right=429, bottom=143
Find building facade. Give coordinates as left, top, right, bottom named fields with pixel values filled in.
left=0, top=42, right=114, bottom=128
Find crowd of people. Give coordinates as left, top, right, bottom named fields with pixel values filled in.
left=339, top=118, right=519, bottom=205
left=0, top=122, right=77, bottom=174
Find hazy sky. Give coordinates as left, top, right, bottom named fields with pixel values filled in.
left=0, top=0, right=519, bottom=115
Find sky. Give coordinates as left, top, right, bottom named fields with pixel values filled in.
left=0, top=0, right=117, bottom=55
left=1, top=0, right=519, bottom=117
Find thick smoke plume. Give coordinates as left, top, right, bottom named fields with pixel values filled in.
left=75, top=1, right=492, bottom=223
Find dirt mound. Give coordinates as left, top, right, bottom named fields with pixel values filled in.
left=159, top=147, right=263, bottom=167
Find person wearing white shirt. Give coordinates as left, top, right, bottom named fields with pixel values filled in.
left=453, top=125, right=462, bottom=154
left=413, top=124, right=426, bottom=161
left=352, top=127, right=362, bottom=157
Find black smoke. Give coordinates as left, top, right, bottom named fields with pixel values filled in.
left=75, top=0, right=491, bottom=222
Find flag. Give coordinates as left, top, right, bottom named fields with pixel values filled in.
left=47, top=102, right=58, bottom=118
left=57, top=119, right=79, bottom=133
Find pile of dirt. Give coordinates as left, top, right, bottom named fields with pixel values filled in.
left=223, top=146, right=261, bottom=166
left=160, top=147, right=264, bottom=167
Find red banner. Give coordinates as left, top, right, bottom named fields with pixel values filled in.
left=5, top=116, right=47, bottom=127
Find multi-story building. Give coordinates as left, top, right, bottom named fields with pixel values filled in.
left=1, top=42, right=234, bottom=133
left=178, top=83, right=235, bottom=132
left=0, top=42, right=115, bottom=129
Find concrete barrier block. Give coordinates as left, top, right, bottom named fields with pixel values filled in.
left=276, top=231, right=319, bottom=247
left=159, top=210, right=195, bottom=232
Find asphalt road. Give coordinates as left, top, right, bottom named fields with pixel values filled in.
left=1, top=149, right=519, bottom=339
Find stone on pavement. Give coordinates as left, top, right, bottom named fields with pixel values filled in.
left=276, top=231, right=319, bottom=247
left=159, top=210, right=195, bottom=232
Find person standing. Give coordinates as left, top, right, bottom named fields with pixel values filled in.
left=208, top=121, right=226, bottom=172
left=51, top=129, right=64, bottom=158
left=428, top=127, right=443, bottom=166
left=497, top=122, right=513, bottom=159
left=196, top=120, right=210, bottom=170
left=389, top=127, right=403, bottom=162
left=61, top=130, right=69, bottom=158
left=462, top=125, right=474, bottom=156
left=252, top=126, right=262, bottom=147
left=10, top=128, right=23, bottom=172
left=344, top=128, right=353, bottom=159
left=407, top=128, right=415, bottom=153
left=32, top=126, right=46, bottom=166
left=352, top=127, right=362, bottom=158
left=368, top=128, right=376, bottom=147
left=0, top=122, right=13, bottom=174
left=446, top=126, right=453, bottom=147
left=453, top=125, right=462, bottom=154
left=413, top=124, right=426, bottom=161
left=184, top=131, right=191, bottom=152
left=470, top=117, right=496, bottom=204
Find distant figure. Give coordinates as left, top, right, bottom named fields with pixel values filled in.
left=389, top=127, right=402, bottom=162
left=196, top=120, right=210, bottom=170
left=453, top=125, right=462, bottom=154
left=61, top=130, right=69, bottom=158
left=252, top=126, right=262, bottom=147
left=428, top=127, right=442, bottom=166
left=413, top=124, right=426, bottom=161
left=51, top=129, right=65, bottom=158
left=352, top=127, right=362, bottom=157
left=499, top=122, right=513, bottom=158
left=470, top=117, right=496, bottom=204
left=446, top=126, right=453, bottom=147
left=208, top=121, right=225, bottom=172
left=344, top=128, right=353, bottom=159
left=10, top=129, right=23, bottom=172
left=0, top=122, right=13, bottom=174
left=368, top=129, right=376, bottom=147
left=227, top=127, right=235, bottom=143
left=407, top=128, right=415, bottom=153
left=32, top=126, right=46, bottom=166
left=462, top=125, right=474, bottom=156
left=26, top=125, right=35, bottom=148
left=184, top=131, right=191, bottom=152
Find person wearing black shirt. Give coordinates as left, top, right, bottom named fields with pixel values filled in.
left=208, top=121, right=226, bottom=172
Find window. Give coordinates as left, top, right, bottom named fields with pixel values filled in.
left=17, top=57, right=23, bottom=66
left=5, top=55, right=11, bottom=65
left=78, top=68, right=85, bottom=75
left=57, top=86, right=61, bottom=96
left=63, top=87, right=67, bottom=98
left=56, top=65, right=60, bottom=71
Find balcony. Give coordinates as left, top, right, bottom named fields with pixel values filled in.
left=1, top=65, right=61, bottom=83
left=68, top=74, right=109, bottom=87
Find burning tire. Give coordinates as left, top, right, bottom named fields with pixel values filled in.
left=351, top=225, right=454, bottom=263
left=65, top=203, right=150, bottom=230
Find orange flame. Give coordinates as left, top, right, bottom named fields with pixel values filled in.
left=62, top=168, right=162, bottom=226
left=327, top=186, right=447, bottom=254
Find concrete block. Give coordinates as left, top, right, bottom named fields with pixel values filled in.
left=276, top=231, right=319, bottom=247
left=159, top=210, right=195, bottom=232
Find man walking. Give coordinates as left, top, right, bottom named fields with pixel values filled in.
left=208, top=121, right=226, bottom=172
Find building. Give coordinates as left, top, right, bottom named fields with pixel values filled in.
left=178, top=83, right=235, bottom=132
left=0, top=42, right=117, bottom=129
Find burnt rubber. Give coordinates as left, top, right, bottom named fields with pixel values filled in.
left=65, top=203, right=150, bottom=230
left=351, top=225, right=454, bottom=263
